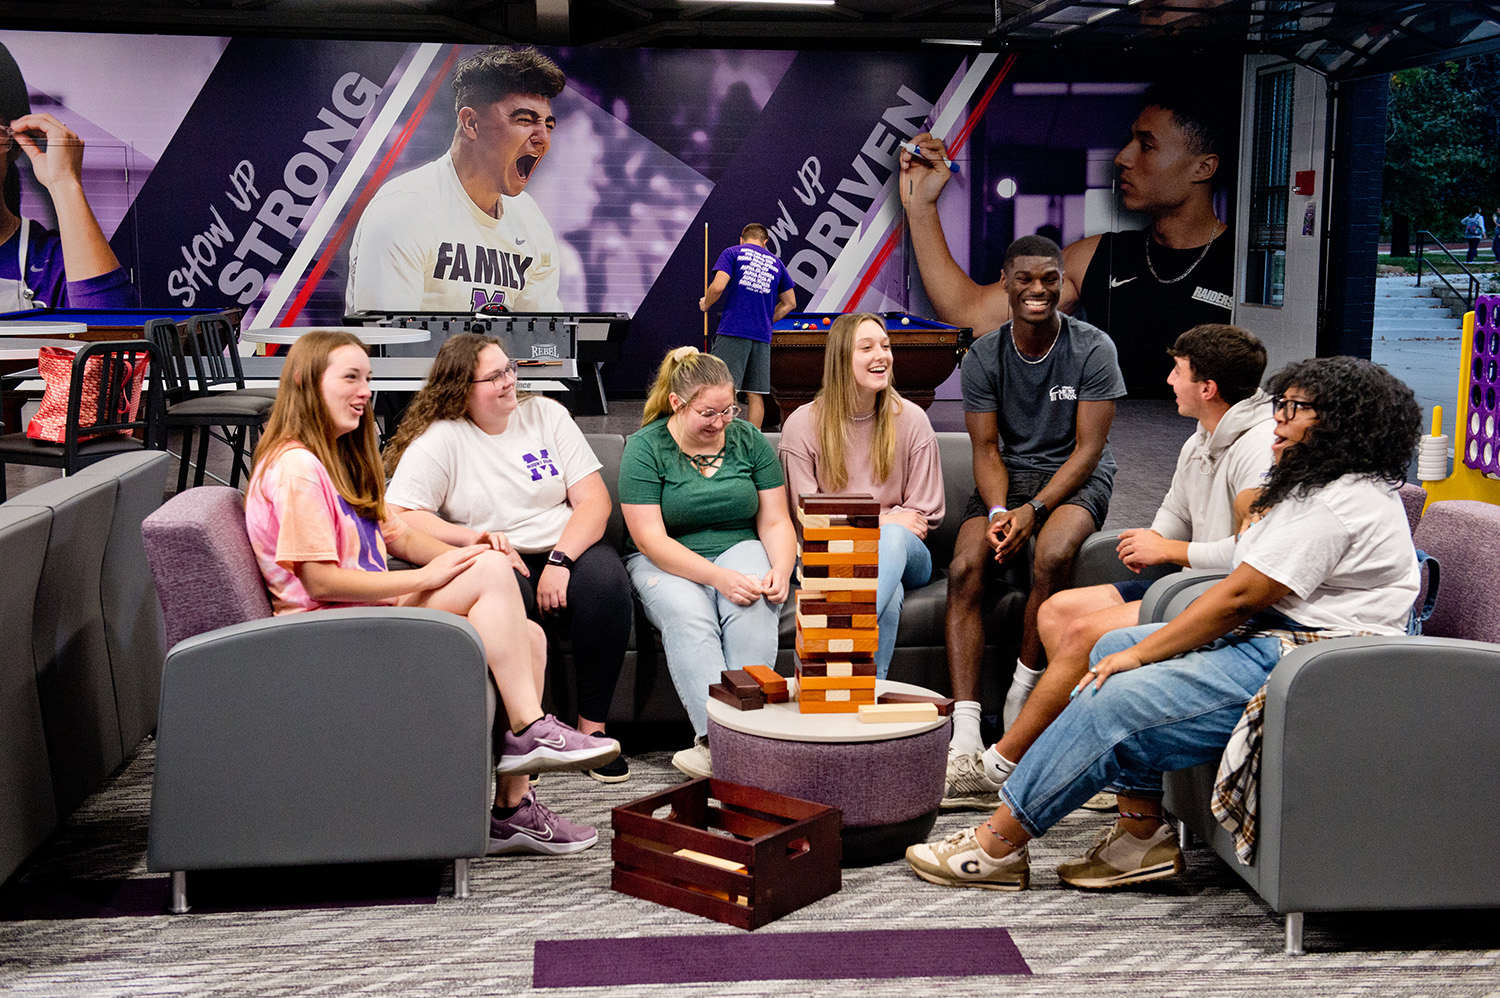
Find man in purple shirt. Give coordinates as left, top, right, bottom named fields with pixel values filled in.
left=699, top=222, right=796, bottom=428
left=0, top=42, right=131, bottom=311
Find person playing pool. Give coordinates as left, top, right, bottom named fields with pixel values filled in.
left=346, top=45, right=564, bottom=315
left=0, top=42, right=131, bottom=311
left=900, top=81, right=1232, bottom=398
left=699, top=222, right=797, bottom=429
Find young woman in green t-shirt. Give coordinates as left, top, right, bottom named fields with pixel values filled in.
left=619, top=347, right=797, bottom=778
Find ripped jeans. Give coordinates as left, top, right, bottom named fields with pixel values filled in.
left=625, top=540, right=781, bottom=737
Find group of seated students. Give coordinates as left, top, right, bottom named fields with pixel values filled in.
left=240, top=232, right=1424, bottom=894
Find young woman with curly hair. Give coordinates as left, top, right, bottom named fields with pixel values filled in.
left=619, top=346, right=797, bottom=778
left=907, top=355, right=1422, bottom=892
left=383, top=333, right=633, bottom=784
left=777, top=313, right=944, bottom=678
left=245, top=331, right=617, bottom=861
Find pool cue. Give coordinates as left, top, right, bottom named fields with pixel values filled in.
left=702, top=222, right=709, bottom=352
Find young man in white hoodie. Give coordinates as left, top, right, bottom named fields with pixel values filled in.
left=943, top=323, right=1274, bottom=809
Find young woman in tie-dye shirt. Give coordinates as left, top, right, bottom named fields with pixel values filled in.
left=244, top=330, right=616, bottom=857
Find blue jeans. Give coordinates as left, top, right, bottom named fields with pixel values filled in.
left=874, top=522, right=933, bottom=679
left=999, top=622, right=1284, bottom=838
left=625, top=540, right=781, bottom=737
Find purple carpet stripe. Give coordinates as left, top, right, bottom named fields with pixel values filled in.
left=533, top=927, right=1030, bottom=987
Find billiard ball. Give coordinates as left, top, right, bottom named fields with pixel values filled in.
left=822, top=317, right=831, bottom=326
left=901, top=316, right=910, bottom=325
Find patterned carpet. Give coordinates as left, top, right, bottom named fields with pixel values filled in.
left=2, top=742, right=1498, bottom=998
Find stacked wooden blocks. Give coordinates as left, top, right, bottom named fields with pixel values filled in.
left=795, top=494, right=880, bottom=713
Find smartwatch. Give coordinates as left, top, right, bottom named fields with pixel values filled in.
left=545, top=550, right=575, bottom=570
left=1026, top=498, right=1049, bottom=523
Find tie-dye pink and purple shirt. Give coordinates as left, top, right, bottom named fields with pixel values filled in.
left=245, top=443, right=406, bottom=614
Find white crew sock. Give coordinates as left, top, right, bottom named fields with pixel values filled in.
left=1002, top=660, right=1044, bottom=732
left=982, top=745, right=1018, bottom=787
left=950, top=700, right=984, bottom=755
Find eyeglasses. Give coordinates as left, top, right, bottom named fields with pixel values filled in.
left=693, top=404, right=740, bottom=422
left=473, top=360, right=520, bottom=386
left=1271, top=395, right=1316, bottom=420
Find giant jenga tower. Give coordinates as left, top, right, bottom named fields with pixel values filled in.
left=794, top=494, right=880, bottom=712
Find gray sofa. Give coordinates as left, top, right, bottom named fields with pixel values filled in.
left=0, top=451, right=171, bottom=885
left=572, top=431, right=1029, bottom=726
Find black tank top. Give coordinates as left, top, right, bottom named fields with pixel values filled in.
left=1076, top=229, right=1234, bottom=398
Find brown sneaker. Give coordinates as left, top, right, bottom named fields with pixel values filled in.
left=905, top=827, right=1029, bottom=891
left=1056, top=821, right=1184, bottom=889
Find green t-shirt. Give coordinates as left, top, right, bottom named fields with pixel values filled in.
left=618, top=418, right=784, bottom=559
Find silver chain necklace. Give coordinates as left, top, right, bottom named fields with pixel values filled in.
left=1144, top=229, right=1216, bottom=285
left=1011, top=323, right=1060, bottom=366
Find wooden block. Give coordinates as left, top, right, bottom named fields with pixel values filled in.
left=801, top=526, right=881, bottom=543
left=799, top=493, right=881, bottom=517
left=742, top=664, right=788, bottom=700
left=797, top=509, right=881, bottom=531
left=709, top=682, right=764, bottom=711
left=798, top=627, right=878, bottom=643
left=797, top=632, right=879, bottom=656
left=802, top=539, right=880, bottom=554
left=795, top=673, right=877, bottom=691
left=799, top=563, right=879, bottom=579
left=721, top=669, right=761, bottom=698
left=796, top=596, right=878, bottom=614
left=795, top=658, right=876, bottom=678
left=794, top=613, right=879, bottom=630
left=795, top=575, right=878, bottom=593
left=858, top=702, right=940, bottom=723
left=798, top=690, right=876, bottom=705
left=797, top=699, right=861, bottom=714
left=801, top=550, right=880, bottom=567
left=877, top=691, right=957, bottom=716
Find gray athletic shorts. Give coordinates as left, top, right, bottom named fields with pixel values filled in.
left=961, top=467, right=1112, bottom=532
left=711, top=333, right=771, bottom=395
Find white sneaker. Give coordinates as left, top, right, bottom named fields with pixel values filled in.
left=906, top=827, right=1029, bottom=890
left=672, top=736, right=712, bottom=779
left=941, top=748, right=1001, bottom=810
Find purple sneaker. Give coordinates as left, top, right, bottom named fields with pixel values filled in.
left=487, top=790, right=598, bottom=856
left=497, top=714, right=620, bottom=775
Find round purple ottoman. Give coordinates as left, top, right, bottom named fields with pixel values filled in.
left=707, top=682, right=949, bottom=866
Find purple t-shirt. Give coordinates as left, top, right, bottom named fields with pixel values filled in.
left=0, top=220, right=133, bottom=310
left=712, top=242, right=792, bottom=343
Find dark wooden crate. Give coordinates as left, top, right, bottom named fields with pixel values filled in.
left=611, top=778, right=842, bottom=929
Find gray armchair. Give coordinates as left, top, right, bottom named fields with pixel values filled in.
left=142, top=486, right=493, bottom=913
left=1157, top=492, right=1500, bottom=954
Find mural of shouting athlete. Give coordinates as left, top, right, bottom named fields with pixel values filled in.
left=347, top=46, right=564, bottom=314
left=900, top=83, right=1233, bottom=397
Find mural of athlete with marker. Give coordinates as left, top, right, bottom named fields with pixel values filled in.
left=901, top=81, right=1233, bottom=397
left=346, top=46, right=565, bottom=314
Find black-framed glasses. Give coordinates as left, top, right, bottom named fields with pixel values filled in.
left=694, top=404, right=740, bottom=422
left=1271, top=395, right=1316, bottom=420
left=473, top=360, right=520, bottom=386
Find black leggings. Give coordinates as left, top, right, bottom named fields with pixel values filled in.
left=514, top=540, right=631, bottom=723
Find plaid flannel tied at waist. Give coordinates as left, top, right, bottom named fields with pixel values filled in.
left=1211, top=621, right=1374, bottom=864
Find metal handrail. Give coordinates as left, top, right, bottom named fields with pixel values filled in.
left=1413, top=231, right=1480, bottom=311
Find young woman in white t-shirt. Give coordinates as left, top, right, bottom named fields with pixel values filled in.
left=906, top=355, right=1422, bottom=893
left=384, top=334, right=633, bottom=784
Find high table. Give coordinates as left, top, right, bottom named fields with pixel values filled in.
left=707, top=677, right=949, bottom=865
left=0, top=322, right=90, bottom=338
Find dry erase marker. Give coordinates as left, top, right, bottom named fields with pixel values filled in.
left=901, top=140, right=960, bottom=174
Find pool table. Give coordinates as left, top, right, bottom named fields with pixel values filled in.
left=767, top=311, right=973, bottom=424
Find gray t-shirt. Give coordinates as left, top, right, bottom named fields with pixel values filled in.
left=960, top=314, right=1127, bottom=480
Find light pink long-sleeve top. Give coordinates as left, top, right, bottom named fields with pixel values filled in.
left=777, top=398, right=946, bottom=528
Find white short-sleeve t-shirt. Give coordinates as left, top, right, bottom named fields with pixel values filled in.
left=385, top=396, right=602, bottom=553
left=1234, top=474, right=1419, bottom=636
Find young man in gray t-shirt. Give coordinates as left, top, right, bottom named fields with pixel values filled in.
left=943, top=234, right=1127, bottom=810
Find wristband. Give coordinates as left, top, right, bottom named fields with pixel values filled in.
left=987, top=504, right=1007, bottom=520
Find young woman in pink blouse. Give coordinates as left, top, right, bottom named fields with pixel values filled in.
left=778, top=312, right=945, bottom=677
